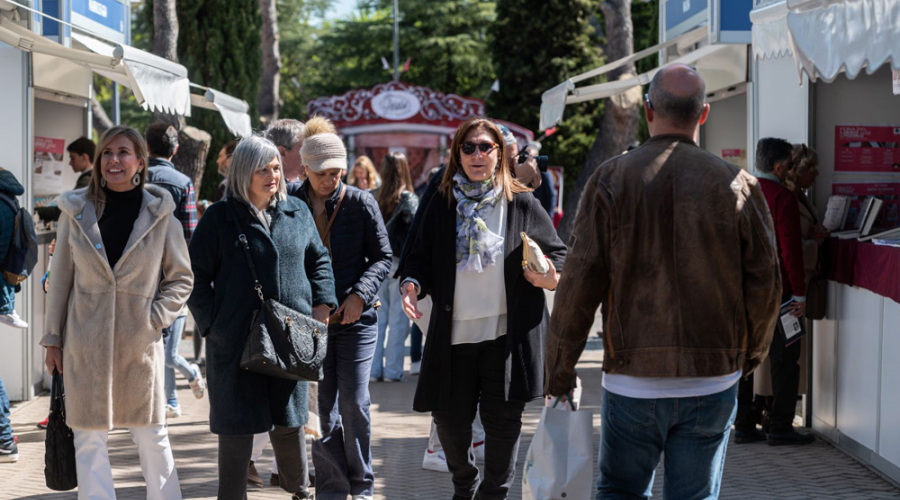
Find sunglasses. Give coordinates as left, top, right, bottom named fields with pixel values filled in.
left=460, top=142, right=498, bottom=156
left=644, top=93, right=653, bottom=110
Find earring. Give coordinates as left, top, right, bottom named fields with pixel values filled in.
left=132, top=170, right=142, bottom=186
left=100, top=178, right=107, bottom=188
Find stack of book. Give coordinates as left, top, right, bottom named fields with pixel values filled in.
left=828, top=195, right=898, bottom=241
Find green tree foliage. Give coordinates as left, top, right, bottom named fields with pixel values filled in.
left=633, top=0, right=659, bottom=143
left=488, top=0, right=604, bottom=198
left=143, top=0, right=263, bottom=200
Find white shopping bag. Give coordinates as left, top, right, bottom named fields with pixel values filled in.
left=522, top=400, right=594, bottom=500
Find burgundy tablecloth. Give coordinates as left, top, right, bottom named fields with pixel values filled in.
left=825, top=238, right=900, bottom=304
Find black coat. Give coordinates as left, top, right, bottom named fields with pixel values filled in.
left=187, top=196, right=337, bottom=435
left=402, top=190, right=567, bottom=412
left=288, top=181, right=392, bottom=308
left=384, top=190, right=419, bottom=255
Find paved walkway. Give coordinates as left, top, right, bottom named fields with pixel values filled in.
left=3, top=340, right=899, bottom=499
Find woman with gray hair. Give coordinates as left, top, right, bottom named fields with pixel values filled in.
left=188, top=135, right=338, bottom=500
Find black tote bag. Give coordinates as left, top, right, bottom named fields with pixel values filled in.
left=44, top=368, right=77, bottom=491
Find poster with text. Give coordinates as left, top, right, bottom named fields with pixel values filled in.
left=34, top=136, right=66, bottom=196
left=834, top=125, right=900, bottom=173
left=832, top=182, right=900, bottom=229
left=722, top=149, right=747, bottom=170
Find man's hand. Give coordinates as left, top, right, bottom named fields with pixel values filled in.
left=401, top=281, right=422, bottom=320
left=336, top=293, right=364, bottom=325
left=312, top=304, right=331, bottom=325
left=45, top=346, right=63, bottom=374
left=789, top=301, right=806, bottom=318
left=523, top=259, right=559, bottom=290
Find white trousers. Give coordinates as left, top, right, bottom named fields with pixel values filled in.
left=73, top=425, right=182, bottom=500
left=250, top=432, right=279, bottom=473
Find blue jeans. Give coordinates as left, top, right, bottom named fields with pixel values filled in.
left=0, top=371, right=13, bottom=447
left=313, top=310, right=377, bottom=500
left=597, top=383, right=738, bottom=500
left=163, top=316, right=194, bottom=407
left=372, top=275, right=410, bottom=380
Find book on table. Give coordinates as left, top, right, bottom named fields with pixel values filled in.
left=823, top=195, right=851, bottom=232
left=859, top=224, right=900, bottom=242
left=831, top=196, right=881, bottom=239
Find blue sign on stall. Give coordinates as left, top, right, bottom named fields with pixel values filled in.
left=665, top=0, right=708, bottom=40
left=70, top=0, right=126, bottom=43
left=663, top=0, right=753, bottom=44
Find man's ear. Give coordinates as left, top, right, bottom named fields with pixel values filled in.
left=644, top=101, right=654, bottom=122
left=172, top=144, right=180, bottom=158
left=278, top=145, right=287, bottom=157
left=698, top=103, right=711, bottom=126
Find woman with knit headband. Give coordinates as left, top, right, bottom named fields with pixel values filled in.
left=400, top=117, right=566, bottom=500
left=290, top=117, right=392, bottom=500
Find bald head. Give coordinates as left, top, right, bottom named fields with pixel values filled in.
left=647, top=64, right=707, bottom=130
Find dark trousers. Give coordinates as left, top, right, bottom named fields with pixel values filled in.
left=432, top=336, right=526, bottom=500
left=217, top=426, right=310, bottom=500
left=410, top=323, right=423, bottom=363
left=736, top=329, right=802, bottom=433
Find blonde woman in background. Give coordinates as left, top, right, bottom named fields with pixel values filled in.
left=348, top=156, right=380, bottom=191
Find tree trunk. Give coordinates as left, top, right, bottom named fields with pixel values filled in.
left=150, top=0, right=212, bottom=191
left=557, top=0, right=641, bottom=242
left=91, top=96, right=114, bottom=135
left=258, top=0, right=282, bottom=126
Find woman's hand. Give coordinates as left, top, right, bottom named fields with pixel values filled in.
left=401, top=281, right=422, bottom=320
left=312, top=304, right=331, bottom=325
left=523, top=259, right=559, bottom=290
left=45, top=346, right=63, bottom=374
left=336, top=293, right=364, bottom=325
left=813, top=224, right=830, bottom=245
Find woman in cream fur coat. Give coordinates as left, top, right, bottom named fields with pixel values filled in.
left=41, top=125, right=193, bottom=500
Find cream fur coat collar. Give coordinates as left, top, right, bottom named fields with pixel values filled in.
left=41, top=185, right=194, bottom=430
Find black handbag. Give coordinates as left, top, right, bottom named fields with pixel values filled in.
left=229, top=203, right=328, bottom=382
left=44, top=369, right=77, bottom=491
left=805, top=247, right=828, bottom=321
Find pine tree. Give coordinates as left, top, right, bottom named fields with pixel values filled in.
left=172, top=0, right=263, bottom=200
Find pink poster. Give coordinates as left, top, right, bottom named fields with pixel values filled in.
left=832, top=182, right=900, bottom=229
left=34, top=136, right=65, bottom=156
left=834, top=125, right=900, bottom=173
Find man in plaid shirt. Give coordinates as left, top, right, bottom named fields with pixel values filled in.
left=145, top=122, right=205, bottom=419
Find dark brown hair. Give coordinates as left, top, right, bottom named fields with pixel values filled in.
left=438, top=117, right=529, bottom=203
left=376, top=152, right=413, bottom=218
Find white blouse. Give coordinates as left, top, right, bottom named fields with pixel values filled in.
left=450, top=197, right=508, bottom=345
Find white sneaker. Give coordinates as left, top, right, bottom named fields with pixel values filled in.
left=188, top=363, right=206, bottom=399
left=410, top=361, right=421, bottom=375
left=422, top=449, right=450, bottom=473
left=166, top=404, right=181, bottom=418
left=0, top=311, right=28, bottom=329
left=472, top=441, right=485, bottom=462
left=351, top=496, right=373, bottom=500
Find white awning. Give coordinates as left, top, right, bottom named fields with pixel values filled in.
left=71, top=32, right=191, bottom=116
left=191, top=86, right=253, bottom=137
left=539, top=26, right=748, bottom=131
left=750, top=1, right=791, bottom=61
left=785, top=0, right=900, bottom=83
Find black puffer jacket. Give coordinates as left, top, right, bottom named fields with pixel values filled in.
left=383, top=190, right=419, bottom=255
left=288, top=181, right=392, bottom=308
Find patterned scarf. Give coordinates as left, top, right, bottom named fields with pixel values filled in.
left=452, top=172, right=505, bottom=273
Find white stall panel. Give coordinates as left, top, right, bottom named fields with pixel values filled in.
left=836, top=285, right=883, bottom=450
left=702, top=93, right=748, bottom=168
left=754, top=55, right=809, bottom=171
left=0, top=46, right=30, bottom=401
left=880, top=298, right=900, bottom=467
left=813, top=281, right=840, bottom=431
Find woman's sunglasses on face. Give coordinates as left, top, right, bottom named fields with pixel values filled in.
left=460, top=142, right=498, bottom=156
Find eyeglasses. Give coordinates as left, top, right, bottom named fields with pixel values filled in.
left=644, top=93, right=653, bottom=110
left=460, top=142, right=498, bottom=156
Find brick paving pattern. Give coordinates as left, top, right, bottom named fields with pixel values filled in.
left=2, top=339, right=899, bottom=499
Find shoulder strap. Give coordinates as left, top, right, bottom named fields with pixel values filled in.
left=227, top=202, right=265, bottom=302
left=319, top=185, right=346, bottom=244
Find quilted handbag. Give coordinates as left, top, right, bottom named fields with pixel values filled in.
left=44, top=369, right=77, bottom=491
left=229, top=203, right=328, bottom=382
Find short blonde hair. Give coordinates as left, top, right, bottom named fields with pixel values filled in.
left=226, top=135, right=287, bottom=204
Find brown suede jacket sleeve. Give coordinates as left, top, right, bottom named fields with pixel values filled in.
left=545, top=174, right=610, bottom=397
left=739, top=173, right=782, bottom=375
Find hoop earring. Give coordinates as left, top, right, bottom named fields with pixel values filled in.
left=100, top=178, right=107, bottom=188
left=132, top=170, right=142, bottom=186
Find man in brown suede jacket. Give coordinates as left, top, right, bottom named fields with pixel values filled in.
left=545, top=64, right=781, bottom=499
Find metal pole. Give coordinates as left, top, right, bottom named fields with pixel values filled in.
left=392, top=0, right=400, bottom=81
left=112, top=83, right=120, bottom=125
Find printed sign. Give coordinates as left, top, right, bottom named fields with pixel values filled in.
left=371, top=91, right=422, bottom=121
left=832, top=182, right=900, bottom=229
left=34, top=137, right=66, bottom=196
left=721, top=148, right=747, bottom=170
left=834, top=125, right=900, bottom=173
left=665, top=0, right=707, bottom=38
left=71, top=0, right=127, bottom=42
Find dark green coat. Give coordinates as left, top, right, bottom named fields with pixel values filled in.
left=188, top=196, right=337, bottom=435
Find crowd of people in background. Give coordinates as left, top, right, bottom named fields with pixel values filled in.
left=0, top=63, right=828, bottom=500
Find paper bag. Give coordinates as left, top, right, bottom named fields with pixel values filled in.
left=522, top=405, right=594, bottom=500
